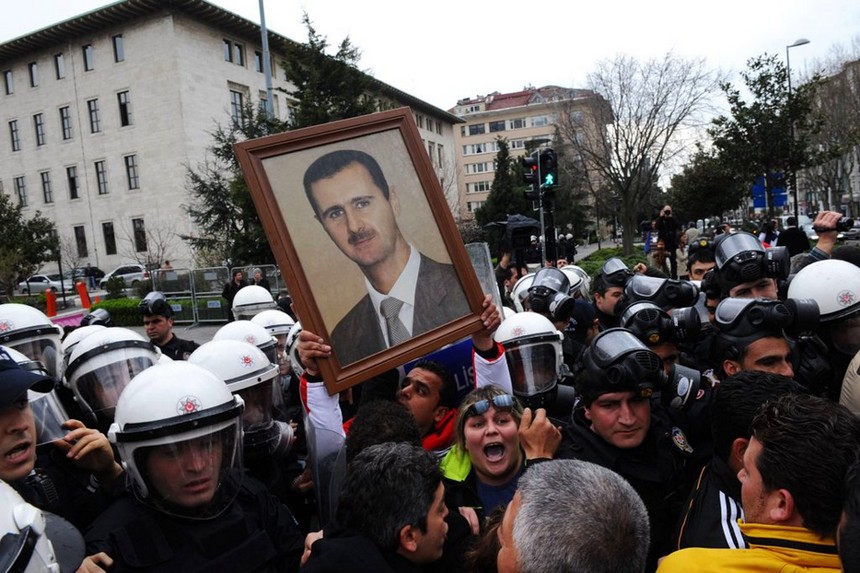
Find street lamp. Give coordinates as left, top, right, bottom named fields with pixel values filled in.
left=786, top=38, right=810, bottom=219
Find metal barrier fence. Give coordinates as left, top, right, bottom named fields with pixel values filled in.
left=151, top=268, right=196, bottom=325
left=138, top=263, right=286, bottom=326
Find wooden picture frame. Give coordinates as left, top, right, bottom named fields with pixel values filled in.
left=234, top=108, right=484, bottom=394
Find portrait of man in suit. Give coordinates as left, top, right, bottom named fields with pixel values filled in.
left=303, top=149, right=470, bottom=366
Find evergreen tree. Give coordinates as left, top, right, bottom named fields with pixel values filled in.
left=183, top=15, right=378, bottom=266
left=474, top=138, right=529, bottom=228
left=280, top=14, right=378, bottom=129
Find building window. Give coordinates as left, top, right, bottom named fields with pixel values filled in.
left=82, top=44, right=94, bottom=71
left=531, top=116, right=549, bottom=127
left=67, top=166, right=79, bottom=199
left=95, top=160, right=108, bottom=195
left=467, top=201, right=484, bottom=213
left=74, top=226, right=88, bottom=257
left=254, top=51, right=263, bottom=72
left=510, top=118, right=526, bottom=129
left=124, top=155, right=139, bottom=189
left=9, top=120, right=20, bottom=151
left=467, top=162, right=490, bottom=174
left=436, top=121, right=442, bottom=135
left=3, top=70, right=13, bottom=95
left=33, top=114, right=45, bottom=146
left=59, top=106, right=73, bottom=140
left=40, top=172, right=53, bottom=204
left=230, top=89, right=244, bottom=126
left=132, top=218, right=147, bottom=252
left=437, top=144, right=443, bottom=166
left=117, top=91, right=132, bottom=126
left=14, top=177, right=27, bottom=207
left=112, top=35, right=124, bottom=62
left=54, top=53, right=65, bottom=79
left=468, top=181, right=491, bottom=193
left=28, top=63, right=38, bottom=87
left=428, top=142, right=435, bottom=166
left=87, top=99, right=101, bottom=133
left=233, top=44, right=245, bottom=66
left=489, top=120, right=506, bottom=133
left=468, top=124, right=485, bottom=136
left=510, top=139, right=526, bottom=150
left=223, top=39, right=232, bottom=62
left=102, top=222, right=117, bottom=255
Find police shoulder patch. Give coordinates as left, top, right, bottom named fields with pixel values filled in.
left=671, top=426, right=694, bottom=454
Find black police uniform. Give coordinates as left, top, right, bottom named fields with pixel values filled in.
left=556, top=405, right=697, bottom=572
left=84, top=475, right=303, bottom=572
left=155, top=334, right=199, bottom=361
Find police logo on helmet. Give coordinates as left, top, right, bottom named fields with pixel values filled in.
left=838, top=290, right=856, bottom=307
left=240, top=354, right=254, bottom=368
left=0, top=321, right=13, bottom=333
left=177, top=396, right=202, bottom=415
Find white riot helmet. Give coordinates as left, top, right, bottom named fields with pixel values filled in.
left=788, top=259, right=860, bottom=356
left=65, top=328, right=159, bottom=427
left=109, top=362, right=244, bottom=520
left=231, top=285, right=276, bottom=321
left=511, top=272, right=535, bottom=313
left=494, top=312, right=564, bottom=409
left=250, top=309, right=294, bottom=338
left=213, top=320, right=277, bottom=365
left=189, top=340, right=293, bottom=457
left=59, top=325, right=106, bottom=380
left=0, top=304, right=63, bottom=381
left=562, top=265, right=591, bottom=300
left=0, top=479, right=72, bottom=573
left=285, top=322, right=304, bottom=377
left=559, top=267, right=585, bottom=298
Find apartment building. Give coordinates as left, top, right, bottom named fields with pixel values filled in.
left=451, top=85, right=607, bottom=221
left=0, top=0, right=461, bottom=271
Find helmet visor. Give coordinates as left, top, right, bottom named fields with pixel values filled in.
left=504, top=340, right=559, bottom=396
left=8, top=338, right=61, bottom=380
left=28, top=390, right=69, bottom=445
left=715, top=233, right=764, bottom=268
left=134, top=423, right=243, bottom=520
left=74, top=357, right=154, bottom=421
left=236, top=380, right=274, bottom=433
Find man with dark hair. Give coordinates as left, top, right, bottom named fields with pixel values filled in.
left=658, top=394, right=860, bottom=572
left=591, top=258, right=632, bottom=330
left=774, top=216, right=810, bottom=257
left=656, top=205, right=680, bottom=278
left=345, top=400, right=423, bottom=464
left=674, top=372, right=807, bottom=550
left=303, top=442, right=448, bottom=572
left=139, top=290, right=198, bottom=360
left=687, top=242, right=716, bottom=282
left=303, top=149, right=470, bottom=366
left=497, top=460, right=650, bottom=573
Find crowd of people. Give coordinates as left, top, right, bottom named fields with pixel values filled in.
left=1, top=164, right=859, bottom=572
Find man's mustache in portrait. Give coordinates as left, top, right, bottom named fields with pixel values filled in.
left=349, top=228, right=375, bottom=245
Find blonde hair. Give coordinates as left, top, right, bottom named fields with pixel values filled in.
left=455, top=385, right=524, bottom=450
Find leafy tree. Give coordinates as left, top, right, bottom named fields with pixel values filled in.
left=280, top=14, right=378, bottom=129
left=667, top=145, right=749, bottom=220
left=710, top=54, right=824, bottom=217
left=550, top=128, right=594, bottom=240
left=0, top=193, right=57, bottom=299
left=183, top=15, right=379, bottom=266
left=556, top=53, right=722, bottom=254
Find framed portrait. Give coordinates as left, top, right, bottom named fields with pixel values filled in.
left=234, top=108, right=485, bottom=394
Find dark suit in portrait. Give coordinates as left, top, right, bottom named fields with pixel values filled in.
left=331, top=255, right=470, bottom=366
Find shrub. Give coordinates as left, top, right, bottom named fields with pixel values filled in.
left=575, top=247, right=646, bottom=279
left=90, top=298, right=141, bottom=326
left=104, top=276, right=127, bottom=300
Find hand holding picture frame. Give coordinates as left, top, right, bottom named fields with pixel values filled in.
left=234, top=108, right=485, bottom=394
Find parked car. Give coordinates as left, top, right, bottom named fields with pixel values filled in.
left=98, top=263, right=152, bottom=289
left=18, top=274, right=75, bottom=294
left=840, top=219, right=860, bottom=242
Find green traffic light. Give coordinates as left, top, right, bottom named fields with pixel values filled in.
left=544, top=173, right=554, bottom=185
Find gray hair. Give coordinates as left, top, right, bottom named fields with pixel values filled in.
left=513, top=460, right=650, bottom=573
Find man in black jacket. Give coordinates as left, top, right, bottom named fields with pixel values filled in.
left=774, top=216, right=810, bottom=257
left=303, top=442, right=449, bottom=572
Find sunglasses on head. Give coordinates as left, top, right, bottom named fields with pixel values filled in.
left=466, top=394, right=516, bottom=417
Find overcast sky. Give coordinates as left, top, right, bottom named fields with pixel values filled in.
left=2, top=0, right=859, bottom=111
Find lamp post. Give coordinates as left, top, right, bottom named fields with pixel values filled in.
left=786, top=38, right=810, bottom=219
